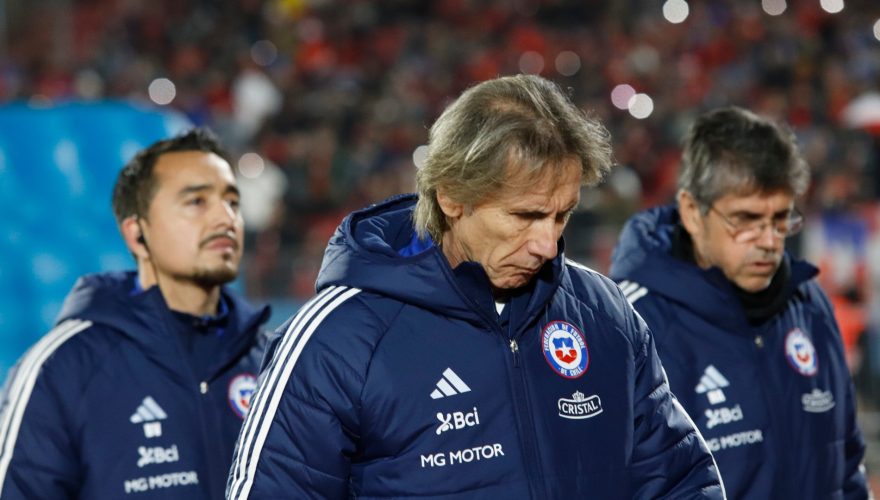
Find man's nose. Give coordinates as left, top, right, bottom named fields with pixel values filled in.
left=211, top=198, right=239, bottom=227
left=528, top=220, right=560, bottom=261
left=755, top=222, right=783, bottom=251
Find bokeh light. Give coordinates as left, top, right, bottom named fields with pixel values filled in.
left=820, top=0, right=844, bottom=14
left=627, top=93, right=654, bottom=119
left=662, top=0, right=689, bottom=24
left=761, top=0, right=787, bottom=16
left=148, top=78, right=176, bottom=105
left=873, top=19, right=880, bottom=41
left=238, top=152, right=265, bottom=179
left=412, top=145, right=429, bottom=169
left=555, top=51, right=581, bottom=76
left=518, top=51, right=545, bottom=75
left=611, top=84, right=636, bottom=110
left=250, top=40, right=278, bottom=67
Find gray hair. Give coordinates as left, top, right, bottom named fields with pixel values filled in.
left=678, top=106, right=810, bottom=212
left=414, top=74, right=613, bottom=242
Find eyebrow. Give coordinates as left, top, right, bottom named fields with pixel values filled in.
left=729, top=208, right=791, bottom=218
left=178, top=183, right=240, bottom=197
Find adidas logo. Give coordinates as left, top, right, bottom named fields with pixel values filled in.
left=430, top=368, right=471, bottom=399
left=130, top=396, right=168, bottom=438
left=618, top=280, right=648, bottom=305
left=695, top=365, right=730, bottom=405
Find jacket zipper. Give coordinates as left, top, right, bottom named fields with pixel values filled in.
left=502, top=333, right=545, bottom=498
left=509, top=339, right=520, bottom=367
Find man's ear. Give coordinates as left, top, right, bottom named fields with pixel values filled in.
left=120, top=216, right=150, bottom=260
left=436, top=188, right=464, bottom=219
left=677, top=189, right=703, bottom=238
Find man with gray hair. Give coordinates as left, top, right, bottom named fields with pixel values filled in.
left=610, top=106, right=870, bottom=499
left=227, top=74, right=724, bottom=499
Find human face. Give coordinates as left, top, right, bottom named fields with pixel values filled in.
left=140, top=150, right=243, bottom=288
left=439, top=159, right=582, bottom=294
left=680, top=189, right=795, bottom=292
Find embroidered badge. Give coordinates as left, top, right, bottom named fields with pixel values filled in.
left=227, top=373, right=258, bottom=418
left=542, top=321, right=589, bottom=379
left=785, top=328, right=818, bottom=377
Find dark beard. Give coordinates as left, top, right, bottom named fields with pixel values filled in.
left=190, top=266, right=238, bottom=288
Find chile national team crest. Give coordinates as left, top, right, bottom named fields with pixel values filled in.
left=785, top=328, right=818, bottom=377
left=228, top=373, right=258, bottom=419
left=542, top=321, right=589, bottom=379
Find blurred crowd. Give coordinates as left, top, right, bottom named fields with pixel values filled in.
left=5, top=0, right=880, bottom=409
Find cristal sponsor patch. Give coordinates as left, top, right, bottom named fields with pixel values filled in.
left=802, top=388, right=835, bottom=413
left=557, top=391, right=603, bottom=419
left=542, top=321, right=589, bottom=379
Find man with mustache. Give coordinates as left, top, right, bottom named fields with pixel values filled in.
left=0, top=128, right=271, bottom=499
left=227, top=74, right=723, bottom=499
left=610, top=106, right=870, bottom=499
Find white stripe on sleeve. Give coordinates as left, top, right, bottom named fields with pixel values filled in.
left=228, top=286, right=360, bottom=499
left=0, top=319, right=92, bottom=492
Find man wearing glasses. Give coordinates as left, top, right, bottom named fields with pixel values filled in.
left=610, top=106, right=870, bottom=499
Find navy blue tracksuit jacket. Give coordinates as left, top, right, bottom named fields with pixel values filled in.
left=0, top=271, right=270, bottom=499
left=610, top=205, right=870, bottom=499
left=227, top=195, right=724, bottom=499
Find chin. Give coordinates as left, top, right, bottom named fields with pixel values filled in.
left=193, top=266, right=239, bottom=287
left=736, top=277, right=773, bottom=293
left=491, top=275, right=533, bottom=291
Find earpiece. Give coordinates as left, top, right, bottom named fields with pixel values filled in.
left=135, top=220, right=148, bottom=251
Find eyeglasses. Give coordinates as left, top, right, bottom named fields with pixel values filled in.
left=708, top=205, right=804, bottom=243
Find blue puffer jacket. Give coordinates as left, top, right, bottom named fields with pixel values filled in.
left=227, top=195, right=724, bottom=499
left=609, top=205, right=870, bottom=500
left=0, top=271, right=270, bottom=499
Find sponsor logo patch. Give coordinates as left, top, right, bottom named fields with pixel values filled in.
left=129, top=396, right=167, bottom=439
left=695, top=365, right=730, bottom=405
left=137, top=445, right=180, bottom=468
left=419, top=443, right=505, bottom=468
left=557, top=391, right=603, bottom=419
left=430, top=368, right=471, bottom=399
left=802, top=388, right=835, bottom=413
left=785, top=328, right=818, bottom=376
left=123, top=471, right=199, bottom=494
left=705, top=429, right=764, bottom=453
left=541, top=321, right=589, bottom=379
left=436, top=407, right=480, bottom=435
left=227, top=373, right=258, bottom=419
left=705, top=404, right=743, bottom=429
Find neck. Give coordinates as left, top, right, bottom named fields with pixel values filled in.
left=440, top=231, right=466, bottom=269
left=138, top=266, right=221, bottom=316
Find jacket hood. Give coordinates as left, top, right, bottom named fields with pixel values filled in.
left=55, top=271, right=270, bottom=368
left=609, top=205, right=817, bottom=328
left=316, top=194, right=565, bottom=330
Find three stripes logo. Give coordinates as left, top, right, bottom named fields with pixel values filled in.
left=618, top=280, right=648, bottom=304
left=695, top=365, right=730, bottom=405
left=130, top=396, right=168, bottom=438
left=430, top=368, right=471, bottom=399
